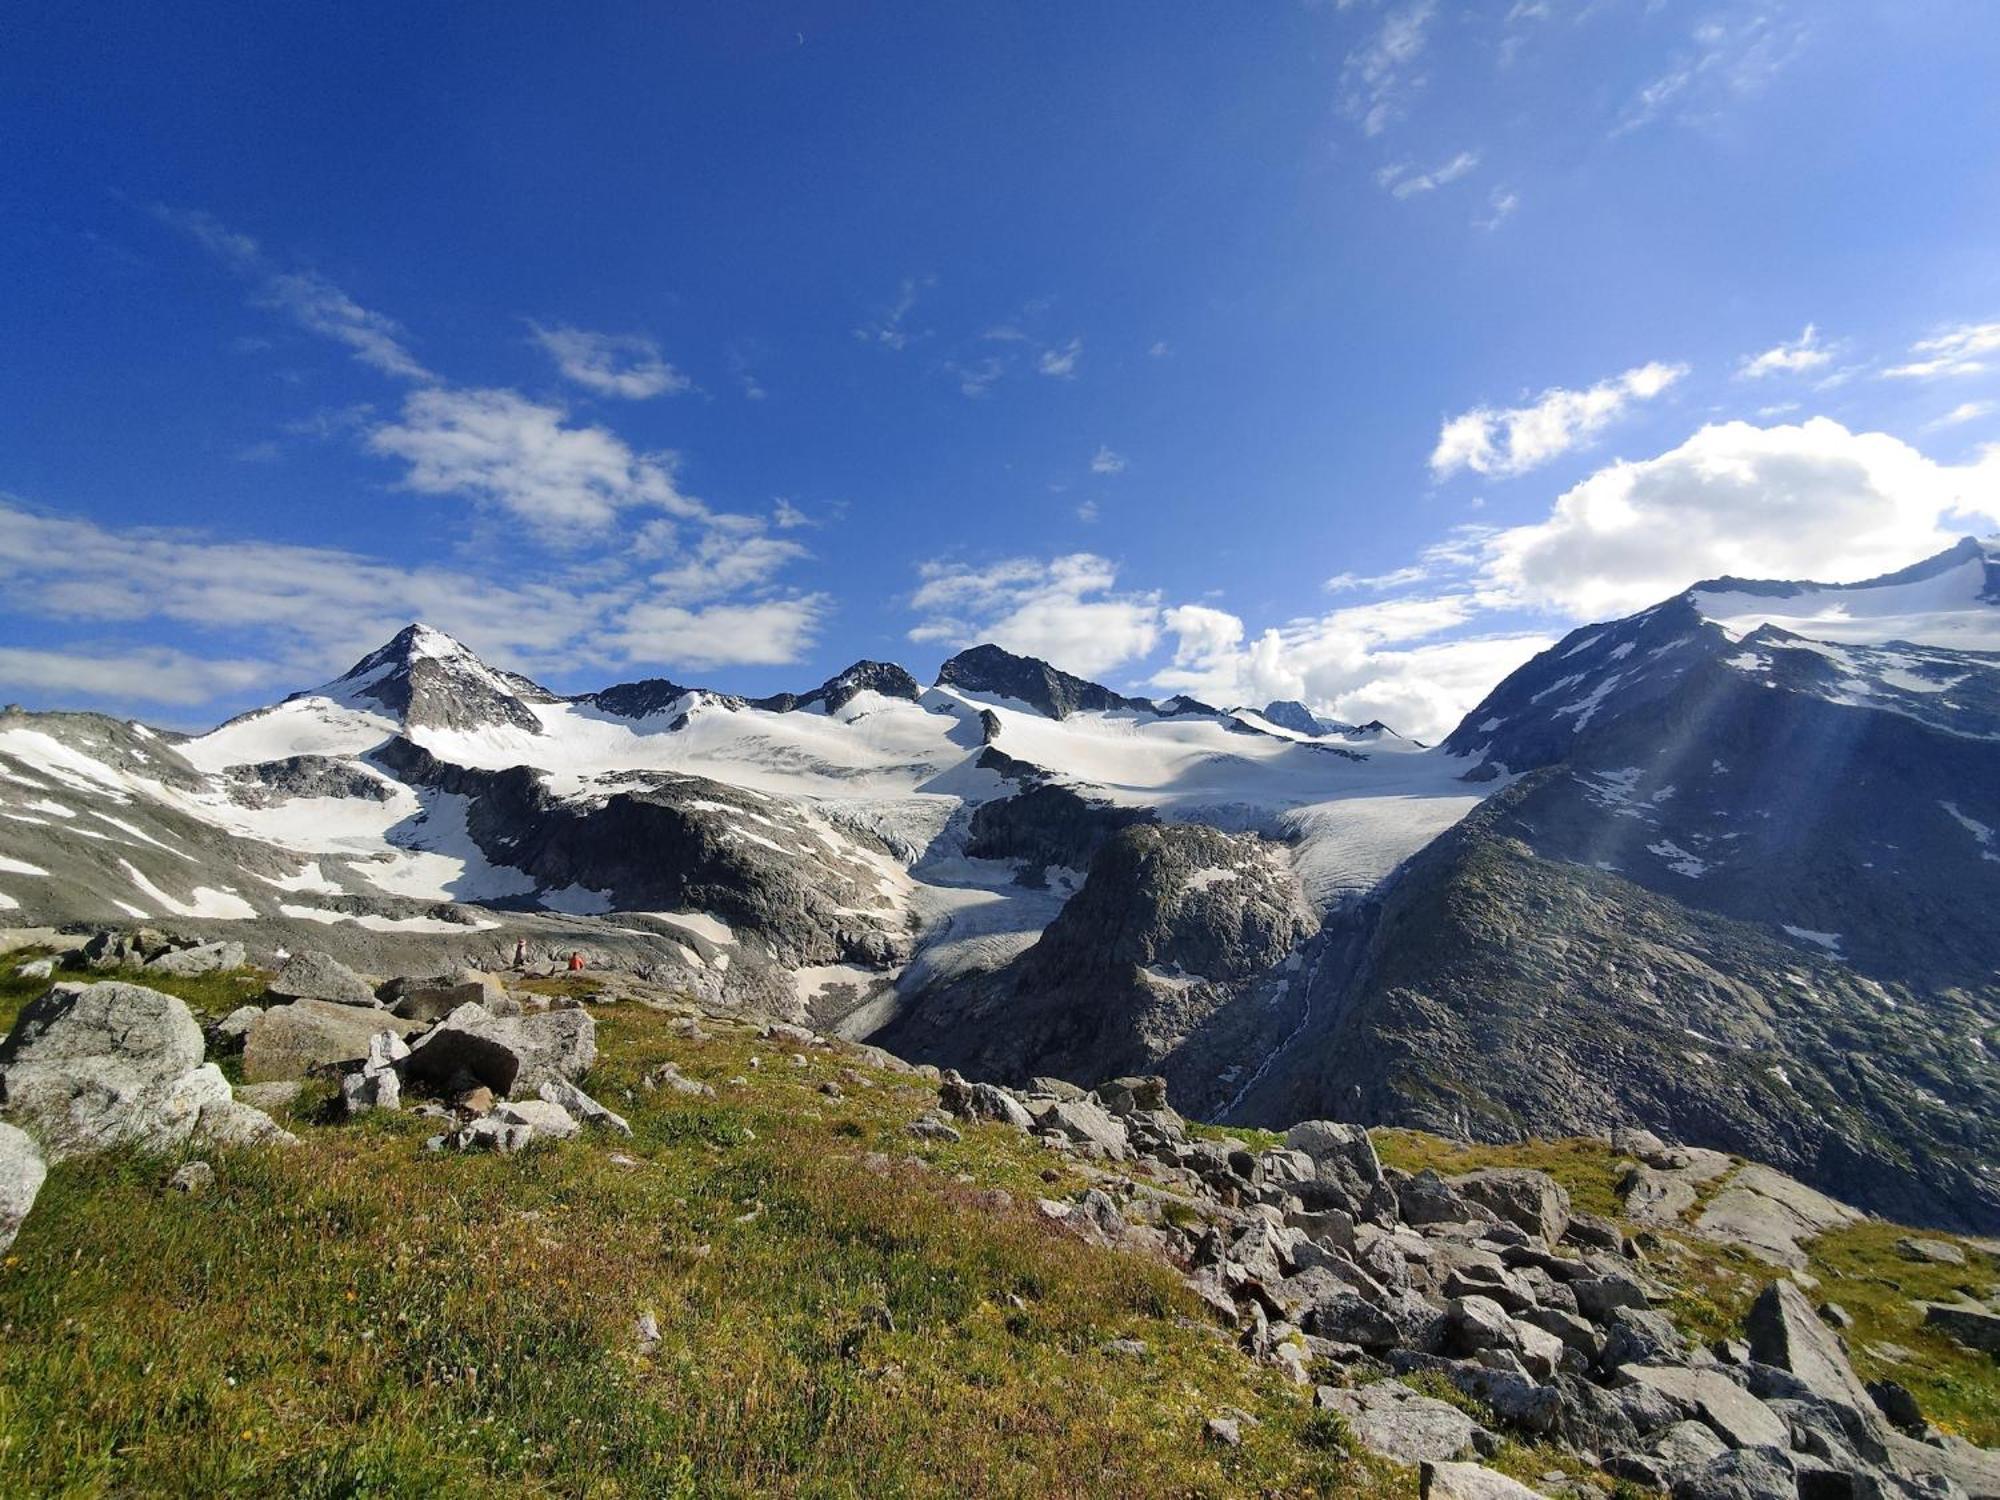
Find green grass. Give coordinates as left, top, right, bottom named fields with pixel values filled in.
left=1, top=952, right=1993, bottom=1494
left=1370, top=1127, right=1629, bottom=1221
left=1803, top=1222, right=2000, bottom=1445
left=0, top=966, right=1396, bottom=1498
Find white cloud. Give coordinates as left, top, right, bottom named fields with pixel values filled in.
left=0, top=490, right=831, bottom=705
left=1380, top=150, right=1480, bottom=199
left=1929, top=400, right=1995, bottom=430
left=1477, top=417, right=2000, bottom=620
left=1148, top=340, right=1171, bottom=359
left=531, top=323, right=691, bottom=399
left=368, top=387, right=701, bottom=536
left=160, top=207, right=431, bottom=382
left=1038, top=337, right=1083, bottom=379
left=645, top=532, right=809, bottom=602
left=0, top=646, right=277, bottom=707
left=1739, top=323, right=1831, bottom=379
left=594, top=597, right=826, bottom=669
left=1342, top=0, right=1438, bottom=137
left=1431, top=361, right=1687, bottom=478
left=1090, top=446, right=1127, bottom=475
left=909, top=553, right=1159, bottom=677
left=1076, top=500, right=1101, bottom=523
left=1884, top=321, right=2000, bottom=380
left=1154, top=596, right=1548, bottom=741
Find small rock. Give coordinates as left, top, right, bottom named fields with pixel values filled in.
left=1205, top=1415, right=1242, bottom=1447
left=168, top=1160, right=214, bottom=1194
left=1896, top=1236, right=1966, bottom=1266
left=496, top=1099, right=579, bottom=1140
left=643, top=1062, right=715, bottom=1097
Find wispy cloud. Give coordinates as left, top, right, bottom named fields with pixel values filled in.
left=531, top=323, right=691, bottom=399
left=159, top=206, right=432, bottom=381
left=1090, top=446, right=1127, bottom=475
left=854, top=275, right=934, bottom=351
left=1342, top=1, right=1438, bottom=137
left=1928, top=400, right=1995, bottom=430
left=1038, top=337, right=1083, bottom=379
left=1738, top=323, right=1830, bottom=379
left=1379, top=150, right=1480, bottom=200
left=1473, top=187, right=1519, bottom=231
left=1431, top=361, right=1687, bottom=478
left=1884, top=321, right=2000, bottom=380
left=1615, top=7, right=1809, bottom=137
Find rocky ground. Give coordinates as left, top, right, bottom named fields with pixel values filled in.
left=1, top=932, right=1995, bottom=1497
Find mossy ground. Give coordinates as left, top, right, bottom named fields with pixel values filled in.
left=0, top=949, right=1993, bottom=1494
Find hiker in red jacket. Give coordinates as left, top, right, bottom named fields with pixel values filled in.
left=567, top=951, right=585, bottom=972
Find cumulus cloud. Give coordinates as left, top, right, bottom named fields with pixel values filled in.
left=1090, top=446, right=1127, bottom=475
left=367, top=387, right=701, bottom=536
left=531, top=323, right=691, bottom=399
left=1154, top=595, right=1548, bottom=742
left=1431, top=361, right=1686, bottom=479
left=1884, top=321, right=2000, bottom=380
left=909, top=553, right=1160, bottom=677
left=1739, top=324, right=1831, bottom=379
left=1477, top=417, right=2000, bottom=619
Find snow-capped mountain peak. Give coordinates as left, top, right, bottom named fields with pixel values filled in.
left=324, top=622, right=553, bottom=735
left=1687, top=535, right=2000, bottom=651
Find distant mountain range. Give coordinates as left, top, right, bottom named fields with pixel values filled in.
left=1, top=539, right=1995, bottom=1228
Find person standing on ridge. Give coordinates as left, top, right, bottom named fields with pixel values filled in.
left=512, top=937, right=528, bottom=969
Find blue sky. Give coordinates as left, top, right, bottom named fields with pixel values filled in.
left=4, top=1, right=1999, bottom=737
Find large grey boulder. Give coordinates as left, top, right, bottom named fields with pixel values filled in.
left=1451, top=1169, right=1571, bottom=1244
left=1286, top=1119, right=1393, bottom=1216
left=1667, top=1446, right=1796, bottom=1500
left=389, top=969, right=512, bottom=1023
left=145, top=940, right=247, bottom=977
left=0, top=1122, right=45, bottom=1252
left=0, top=983, right=204, bottom=1159
left=1921, top=1302, right=2000, bottom=1356
left=268, top=950, right=377, bottom=1008
left=1616, top=1365, right=1790, bottom=1452
left=402, top=1002, right=595, bottom=1098
left=242, top=1000, right=422, bottom=1083
left=1030, top=1097, right=1130, bottom=1159
left=1743, top=1279, right=1888, bottom=1457
left=1318, top=1380, right=1495, bottom=1465
left=0, top=982, right=292, bottom=1160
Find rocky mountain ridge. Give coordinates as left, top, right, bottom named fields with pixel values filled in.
left=1, top=539, right=1997, bottom=1230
